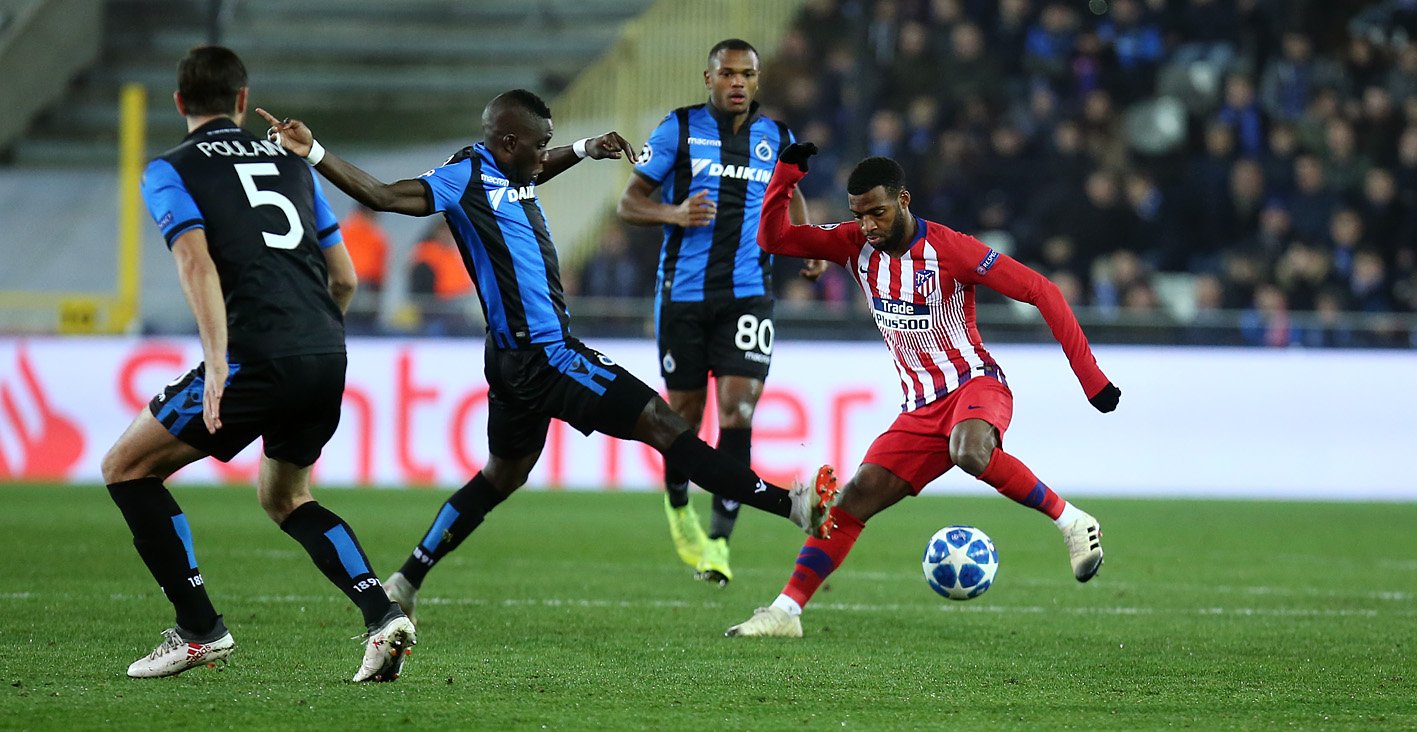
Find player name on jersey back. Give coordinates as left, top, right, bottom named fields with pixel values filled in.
left=194, top=138, right=290, bottom=159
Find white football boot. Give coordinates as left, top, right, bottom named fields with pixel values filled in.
left=353, top=612, right=416, bottom=682
left=1062, top=511, right=1104, bottom=582
left=127, top=623, right=235, bottom=678
left=724, top=606, right=803, bottom=638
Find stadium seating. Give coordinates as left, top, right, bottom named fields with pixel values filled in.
left=7, top=0, right=652, bottom=165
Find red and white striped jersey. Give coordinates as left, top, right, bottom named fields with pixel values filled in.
left=848, top=218, right=1006, bottom=409
left=759, top=162, right=1110, bottom=412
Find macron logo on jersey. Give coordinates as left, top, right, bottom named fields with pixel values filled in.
left=691, top=159, right=772, bottom=183
left=488, top=183, right=537, bottom=209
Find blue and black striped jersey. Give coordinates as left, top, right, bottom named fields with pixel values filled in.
left=418, top=143, right=570, bottom=349
left=140, top=118, right=346, bottom=361
left=634, top=102, right=794, bottom=302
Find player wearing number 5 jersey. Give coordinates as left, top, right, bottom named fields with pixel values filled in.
left=726, top=144, right=1123, bottom=638
left=102, top=46, right=413, bottom=682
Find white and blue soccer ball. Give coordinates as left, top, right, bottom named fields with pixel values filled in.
left=922, top=525, right=999, bottom=601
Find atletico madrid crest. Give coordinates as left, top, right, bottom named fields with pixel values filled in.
left=915, top=269, right=937, bottom=298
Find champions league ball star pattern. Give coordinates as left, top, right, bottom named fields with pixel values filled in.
left=922, top=525, right=999, bottom=601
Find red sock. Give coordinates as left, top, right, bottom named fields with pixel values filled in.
left=978, top=448, right=1065, bottom=520
left=782, top=507, right=865, bottom=608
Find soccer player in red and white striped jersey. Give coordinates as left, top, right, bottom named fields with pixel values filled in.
left=726, top=144, right=1122, bottom=638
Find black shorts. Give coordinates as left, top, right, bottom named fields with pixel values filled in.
left=484, top=336, right=659, bottom=459
left=656, top=295, right=774, bottom=390
left=148, top=352, right=346, bottom=467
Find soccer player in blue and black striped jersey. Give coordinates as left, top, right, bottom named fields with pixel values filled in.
left=102, top=46, right=413, bottom=682
left=617, top=39, right=825, bottom=585
left=258, top=90, right=839, bottom=624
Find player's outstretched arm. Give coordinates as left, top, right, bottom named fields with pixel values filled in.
left=758, top=143, right=853, bottom=263
left=966, top=248, right=1119, bottom=412
left=171, top=229, right=229, bottom=434
left=788, top=188, right=828, bottom=280
left=256, top=108, right=431, bottom=217
left=537, top=131, right=638, bottom=185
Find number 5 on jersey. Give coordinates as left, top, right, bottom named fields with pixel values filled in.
left=235, top=162, right=304, bottom=249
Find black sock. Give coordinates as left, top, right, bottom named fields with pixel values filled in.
left=664, top=465, right=691, bottom=508
left=709, top=427, right=751, bottom=539
left=108, top=478, right=219, bottom=635
left=663, top=432, right=789, bottom=518
left=398, top=473, right=508, bottom=588
left=280, top=502, right=392, bottom=629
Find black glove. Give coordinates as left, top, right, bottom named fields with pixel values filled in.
left=779, top=142, right=818, bottom=172
left=1089, top=382, right=1121, bottom=413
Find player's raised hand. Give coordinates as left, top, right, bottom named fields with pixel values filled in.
left=255, top=108, right=313, bottom=157
left=779, top=141, right=818, bottom=173
left=202, top=360, right=226, bottom=434
left=800, top=259, right=829, bottom=281
left=587, top=131, right=638, bottom=163
left=675, top=190, right=717, bottom=228
left=1088, top=382, right=1121, bottom=413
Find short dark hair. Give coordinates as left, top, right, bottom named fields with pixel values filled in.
left=708, top=38, right=759, bottom=65
left=177, top=45, right=247, bottom=116
left=847, top=157, right=905, bottom=196
left=500, top=88, right=552, bottom=120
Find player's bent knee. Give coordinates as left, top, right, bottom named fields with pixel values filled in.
left=259, top=494, right=308, bottom=523
left=100, top=443, right=157, bottom=484
left=951, top=445, right=992, bottom=477
left=633, top=397, right=692, bottom=450
left=666, top=390, right=707, bottom=424
left=719, top=401, right=755, bottom=428
left=99, top=447, right=131, bottom=485
left=483, top=456, right=535, bottom=493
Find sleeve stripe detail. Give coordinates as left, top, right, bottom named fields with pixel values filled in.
left=163, top=219, right=204, bottom=245
left=417, top=178, right=435, bottom=214
left=317, top=224, right=339, bottom=239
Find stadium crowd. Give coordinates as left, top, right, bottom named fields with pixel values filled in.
left=578, top=0, right=1417, bottom=347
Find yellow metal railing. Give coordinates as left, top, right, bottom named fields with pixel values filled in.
left=113, top=82, right=144, bottom=333
left=539, top=0, right=809, bottom=270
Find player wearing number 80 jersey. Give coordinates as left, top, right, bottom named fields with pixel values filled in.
left=619, top=39, right=823, bottom=585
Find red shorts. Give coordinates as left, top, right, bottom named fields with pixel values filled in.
left=861, top=377, right=1014, bottom=495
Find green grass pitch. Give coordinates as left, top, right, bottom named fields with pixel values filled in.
left=1, top=484, right=1414, bottom=729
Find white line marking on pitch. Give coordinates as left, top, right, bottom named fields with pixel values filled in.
left=1, top=592, right=1396, bottom=619
left=804, top=570, right=1415, bottom=602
